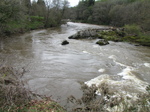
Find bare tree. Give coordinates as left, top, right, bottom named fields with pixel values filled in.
left=44, top=0, right=69, bottom=27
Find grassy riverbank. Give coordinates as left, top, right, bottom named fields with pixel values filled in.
left=0, top=16, right=45, bottom=37
left=0, top=0, right=69, bottom=38
left=123, top=25, right=150, bottom=46
left=97, top=24, right=150, bottom=46
left=0, top=66, right=66, bottom=112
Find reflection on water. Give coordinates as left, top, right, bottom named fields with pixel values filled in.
left=0, top=22, right=150, bottom=106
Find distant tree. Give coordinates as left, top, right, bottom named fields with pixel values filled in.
left=30, top=0, right=39, bottom=16
left=37, top=0, right=46, bottom=17
left=65, top=7, right=77, bottom=20
left=21, top=0, right=31, bottom=15
left=109, top=4, right=125, bottom=26
left=44, top=0, right=69, bottom=27
left=92, top=2, right=111, bottom=25
left=0, top=0, right=26, bottom=35
left=76, top=0, right=88, bottom=20
left=24, top=0, right=31, bottom=8
left=0, top=0, right=25, bottom=23
left=61, top=0, right=70, bottom=18
left=88, top=0, right=95, bottom=6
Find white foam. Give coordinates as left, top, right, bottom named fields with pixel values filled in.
left=116, top=61, right=127, bottom=67
left=82, top=50, right=90, bottom=54
left=109, top=55, right=128, bottom=67
left=112, top=49, right=120, bottom=52
left=118, top=67, right=133, bottom=78
left=108, top=55, right=116, bottom=60
left=98, top=68, right=105, bottom=73
left=99, top=53, right=104, bottom=56
left=84, top=55, right=150, bottom=111
left=85, top=65, right=149, bottom=112
left=93, top=45, right=99, bottom=48
left=144, top=63, right=150, bottom=68
left=108, top=55, right=144, bottom=84
left=85, top=74, right=110, bottom=87
left=85, top=72, right=149, bottom=112
left=85, top=73, right=148, bottom=96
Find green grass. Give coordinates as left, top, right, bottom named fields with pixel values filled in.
left=124, top=24, right=142, bottom=36
left=24, top=16, right=44, bottom=30
left=97, top=24, right=150, bottom=46
left=26, top=16, right=44, bottom=30
left=26, top=21, right=44, bottom=30
left=123, top=24, right=150, bottom=46
left=0, top=16, right=45, bottom=36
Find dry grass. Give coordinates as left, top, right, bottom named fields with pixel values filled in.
left=67, top=83, right=150, bottom=112
left=1, top=65, right=149, bottom=112
left=0, top=66, right=66, bottom=112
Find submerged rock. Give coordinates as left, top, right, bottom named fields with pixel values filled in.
left=61, top=40, right=69, bottom=45
left=96, top=39, right=109, bottom=46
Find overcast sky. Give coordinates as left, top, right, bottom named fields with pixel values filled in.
left=31, top=0, right=79, bottom=7
left=68, top=0, right=79, bottom=7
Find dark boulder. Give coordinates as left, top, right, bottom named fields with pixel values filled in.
left=61, top=40, right=69, bottom=45
left=96, top=39, right=109, bottom=46
left=68, top=29, right=99, bottom=39
left=68, top=28, right=114, bottom=40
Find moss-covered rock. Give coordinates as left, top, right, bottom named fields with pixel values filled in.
left=96, top=39, right=109, bottom=46
left=98, top=30, right=123, bottom=42
left=68, top=28, right=113, bottom=39
left=61, top=40, right=69, bottom=45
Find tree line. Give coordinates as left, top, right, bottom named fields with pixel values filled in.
left=0, top=0, right=149, bottom=37
left=68, top=0, right=150, bottom=32
left=0, top=0, right=69, bottom=36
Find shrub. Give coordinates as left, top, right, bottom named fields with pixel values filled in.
left=124, top=24, right=141, bottom=36
left=30, top=16, right=44, bottom=22
left=26, top=16, right=44, bottom=30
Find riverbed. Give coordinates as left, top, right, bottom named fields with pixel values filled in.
left=0, top=22, right=150, bottom=107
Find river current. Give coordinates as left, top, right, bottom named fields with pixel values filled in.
left=0, top=22, right=150, bottom=106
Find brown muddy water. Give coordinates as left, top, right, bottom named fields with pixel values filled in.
left=0, top=22, right=150, bottom=107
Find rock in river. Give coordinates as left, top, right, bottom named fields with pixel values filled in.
left=68, top=29, right=99, bottom=39
left=68, top=28, right=114, bottom=39
left=96, top=39, right=109, bottom=46
left=61, top=40, right=69, bottom=45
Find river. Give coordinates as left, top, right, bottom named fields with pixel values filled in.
left=0, top=22, right=150, bottom=107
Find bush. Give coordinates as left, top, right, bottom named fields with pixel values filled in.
left=136, top=33, right=150, bottom=46
left=124, top=24, right=141, bottom=36
left=26, top=16, right=44, bottom=30
left=123, top=24, right=150, bottom=46
left=30, top=16, right=44, bottom=22
left=27, top=21, right=44, bottom=30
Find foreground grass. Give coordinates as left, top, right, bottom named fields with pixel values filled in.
left=0, top=66, right=149, bottom=112
left=67, top=83, right=150, bottom=112
left=0, top=66, right=66, bottom=112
